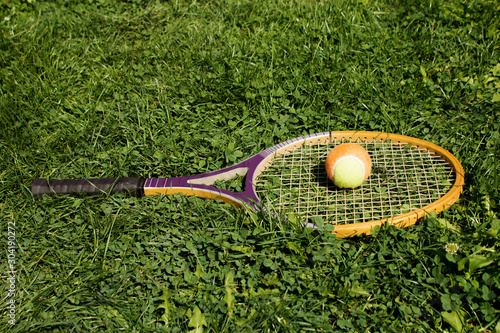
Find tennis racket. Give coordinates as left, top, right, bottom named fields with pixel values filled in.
left=31, top=131, right=464, bottom=237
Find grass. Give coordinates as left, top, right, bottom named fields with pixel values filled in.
left=1, top=0, right=499, bottom=331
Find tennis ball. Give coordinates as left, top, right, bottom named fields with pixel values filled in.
left=325, top=143, right=372, bottom=188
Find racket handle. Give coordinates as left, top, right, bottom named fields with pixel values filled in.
left=30, top=178, right=145, bottom=197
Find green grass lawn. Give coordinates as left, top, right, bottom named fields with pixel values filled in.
left=1, top=0, right=499, bottom=331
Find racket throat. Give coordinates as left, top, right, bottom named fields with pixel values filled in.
left=143, top=166, right=259, bottom=208
left=187, top=167, right=249, bottom=186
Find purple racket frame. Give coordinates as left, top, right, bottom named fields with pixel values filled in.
left=31, top=132, right=332, bottom=210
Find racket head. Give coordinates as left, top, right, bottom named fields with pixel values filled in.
left=252, top=131, right=464, bottom=237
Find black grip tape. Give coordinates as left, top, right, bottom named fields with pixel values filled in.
left=31, top=178, right=145, bottom=197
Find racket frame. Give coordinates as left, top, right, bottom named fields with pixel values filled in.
left=31, top=131, right=464, bottom=237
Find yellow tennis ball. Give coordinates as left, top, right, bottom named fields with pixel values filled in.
left=332, top=158, right=365, bottom=188
left=325, top=143, right=372, bottom=188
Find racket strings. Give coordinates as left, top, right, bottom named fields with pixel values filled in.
left=255, top=139, right=455, bottom=225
